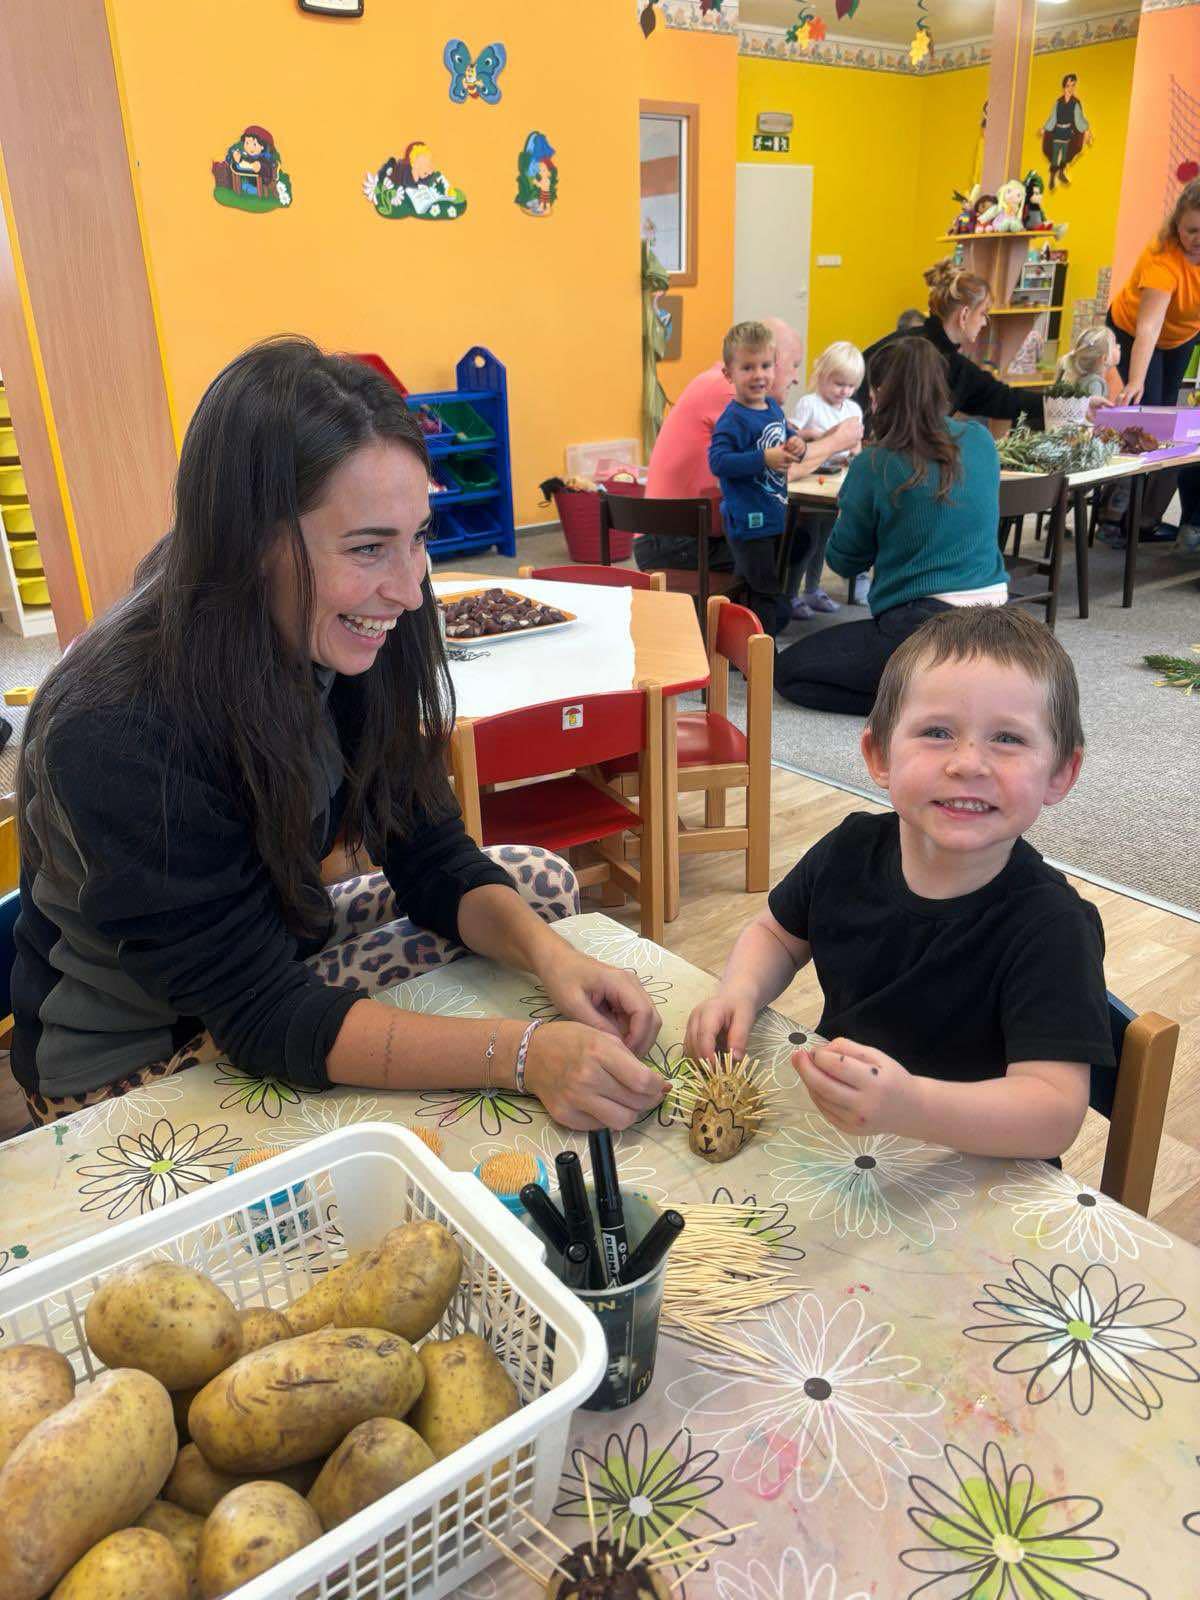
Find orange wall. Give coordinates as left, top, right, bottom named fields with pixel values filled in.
left=639, top=27, right=738, bottom=400
left=107, top=1, right=653, bottom=526
left=1114, top=5, right=1200, bottom=288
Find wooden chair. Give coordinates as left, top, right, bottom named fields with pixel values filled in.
left=1094, top=997, right=1179, bottom=1215
left=998, top=472, right=1069, bottom=630
left=603, top=596, right=773, bottom=896
left=517, top=564, right=665, bottom=591
left=598, top=495, right=740, bottom=629
left=449, top=687, right=664, bottom=943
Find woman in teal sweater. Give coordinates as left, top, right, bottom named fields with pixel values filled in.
left=775, top=337, right=1005, bottom=714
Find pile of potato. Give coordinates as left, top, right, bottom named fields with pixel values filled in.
left=0, top=1219, right=521, bottom=1600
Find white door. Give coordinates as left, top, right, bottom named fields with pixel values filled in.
left=734, top=163, right=812, bottom=358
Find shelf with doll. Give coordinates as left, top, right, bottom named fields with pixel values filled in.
left=940, top=170, right=1068, bottom=383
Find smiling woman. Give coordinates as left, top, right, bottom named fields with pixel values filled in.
left=11, top=338, right=665, bottom=1132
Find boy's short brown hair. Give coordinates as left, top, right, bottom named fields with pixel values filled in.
left=866, top=606, right=1083, bottom=769
left=722, top=320, right=774, bottom=367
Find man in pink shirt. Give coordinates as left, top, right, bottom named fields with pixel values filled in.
left=636, top=318, right=861, bottom=574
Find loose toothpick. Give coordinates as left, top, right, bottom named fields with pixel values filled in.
left=644, top=1520, right=757, bottom=1569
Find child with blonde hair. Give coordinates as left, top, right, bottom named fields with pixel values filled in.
left=1056, top=325, right=1121, bottom=399
left=789, top=342, right=865, bottom=617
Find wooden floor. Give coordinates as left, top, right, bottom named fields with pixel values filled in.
left=605, top=768, right=1200, bottom=1246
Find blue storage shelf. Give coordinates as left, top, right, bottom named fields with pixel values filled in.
left=406, top=350, right=515, bottom=562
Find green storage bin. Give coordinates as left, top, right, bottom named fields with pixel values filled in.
left=2, top=502, right=33, bottom=536
left=434, top=401, right=494, bottom=444
left=445, top=456, right=499, bottom=494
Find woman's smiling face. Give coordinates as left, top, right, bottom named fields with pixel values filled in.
left=265, top=440, right=432, bottom=676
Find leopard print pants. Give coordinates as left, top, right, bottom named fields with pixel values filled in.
left=24, top=845, right=579, bottom=1127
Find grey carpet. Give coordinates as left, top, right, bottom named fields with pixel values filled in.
left=1, top=525, right=1195, bottom=913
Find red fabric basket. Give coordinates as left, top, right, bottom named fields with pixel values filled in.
left=553, top=478, right=644, bottom=563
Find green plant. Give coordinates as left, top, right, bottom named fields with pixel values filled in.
left=1044, top=378, right=1090, bottom=399
left=1144, top=647, right=1200, bottom=692
left=997, top=417, right=1119, bottom=474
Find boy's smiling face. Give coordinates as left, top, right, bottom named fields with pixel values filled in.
left=862, top=653, right=1081, bottom=886
left=724, top=343, right=776, bottom=408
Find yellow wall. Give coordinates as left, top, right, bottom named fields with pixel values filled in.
left=107, top=0, right=659, bottom=526
left=639, top=27, right=738, bottom=401
left=738, top=39, right=1134, bottom=376
left=737, top=58, right=925, bottom=367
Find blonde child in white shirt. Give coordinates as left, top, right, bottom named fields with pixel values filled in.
left=789, top=342, right=865, bottom=618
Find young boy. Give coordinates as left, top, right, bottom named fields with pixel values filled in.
left=708, top=321, right=804, bottom=636
left=685, top=606, right=1114, bottom=1159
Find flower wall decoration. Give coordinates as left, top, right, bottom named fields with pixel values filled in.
left=963, top=1258, right=1199, bottom=1420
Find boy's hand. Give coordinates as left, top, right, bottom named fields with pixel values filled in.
left=793, top=1036, right=920, bottom=1135
left=685, top=992, right=757, bottom=1063
left=783, top=435, right=808, bottom=460
left=763, top=446, right=791, bottom=471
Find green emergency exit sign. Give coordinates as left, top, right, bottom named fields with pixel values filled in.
left=753, top=133, right=790, bottom=153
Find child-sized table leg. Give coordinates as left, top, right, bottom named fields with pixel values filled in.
left=664, top=693, right=680, bottom=923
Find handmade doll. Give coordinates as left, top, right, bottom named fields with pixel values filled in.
left=978, top=178, right=1026, bottom=234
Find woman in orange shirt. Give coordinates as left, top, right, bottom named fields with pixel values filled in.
left=1108, top=179, right=1200, bottom=405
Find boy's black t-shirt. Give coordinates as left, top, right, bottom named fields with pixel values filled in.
left=768, top=812, right=1115, bottom=1082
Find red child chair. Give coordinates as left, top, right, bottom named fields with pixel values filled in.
left=517, top=564, right=666, bottom=592
left=449, top=687, right=665, bottom=943
left=603, top=595, right=774, bottom=900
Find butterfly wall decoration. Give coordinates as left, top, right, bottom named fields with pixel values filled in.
left=443, top=39, right=507, bottom=105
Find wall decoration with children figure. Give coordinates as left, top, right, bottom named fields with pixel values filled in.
left=514, top=132, right=558, bottom=218
left=443, top=39, right=506, bottom=104
left=212, top=125, right=292, bottom=212
left=363, top=143, right=467, bottom=221
left=1041, top=72, right=1093, bottom=191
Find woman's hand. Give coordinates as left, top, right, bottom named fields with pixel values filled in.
left=792, top=1036, right=921, bottom=1136
left=523, top=1021, right=667, bottom=1130
left=1116, top=378, right=1145, bottom=406
left=536, top=947, right=661, bottom=1056
left=684, top=990, right=757, bottom=1063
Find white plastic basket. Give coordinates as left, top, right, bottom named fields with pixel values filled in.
left=0, top=1123, right=607, bottom=1600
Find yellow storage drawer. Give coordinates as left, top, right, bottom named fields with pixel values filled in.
left=18, top=575, right=49, bottom=606
left=0, top=426, right=17, bottom=461
left=0, top=465, right=27, bottom=499
left=10, top=540, right=42, bottom=574
left=0, top=393, right=10, bottom=423
left=2, top=503, right=33, bottom=536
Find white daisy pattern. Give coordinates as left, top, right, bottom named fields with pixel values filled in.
left=962, top=1258, right=1199, bottom=1419
left=989, top=1162, right=1173, bottom=1264
left=767, top=1119, right=974, bottom=1246
left=469, top=1123, right=666, bottom=1202
left=68, top=1077, right=187, bottom=1138
left=746, top=1005, right=814, bottom=1081
left=260, top=1094, right=399, bottom=1148
left=714, top=1548, right=869, bottom=1600
left=665, top=1294, right=944, bottom=1509
left=381, top=977, right=486, bottom=1018
left=570, top=921, right=668, bottom=971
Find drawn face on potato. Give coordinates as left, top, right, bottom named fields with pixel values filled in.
left=689, top=1100, right=746, bottom=1163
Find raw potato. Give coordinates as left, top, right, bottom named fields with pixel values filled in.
left=190, top=1327, right=423, bottom=1473
left=334, top=1220, right=463, bottom=1343
left=283, top=1254, right=367, bottom=1335
left=308, top=1417, right=435, bottom=1531
left=50, top=1527, right=187, bottom=1600
left=165, top=1443, right=322, bottom=1517
left=410, top=1333, right=519, bottom=1462
left=237, top=1306, right=292, bottom=1354
left=197, top=1481, right=322, bottom=1600
left=171, top=1385, right=199, bottom=1444
left=85, top=1261, right=242, bottom=1390
left=136, top=1502, right=204, bottom=1599
left=0, top=1344, right=76, bottom=1469
left=0, top=1367, right=176, bottom=1600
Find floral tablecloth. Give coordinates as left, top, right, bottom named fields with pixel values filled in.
left=1, top=912, right=1198, bottom=1599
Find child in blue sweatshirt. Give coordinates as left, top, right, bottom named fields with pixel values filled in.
left=708, top=321, right=804, bottom=635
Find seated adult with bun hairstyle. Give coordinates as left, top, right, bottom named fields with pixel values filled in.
left=776, top=338, right=1006, bottom=716
left=856, top=259, right=1045, bottom=433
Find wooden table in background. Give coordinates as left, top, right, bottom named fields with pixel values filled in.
left=788, top=446, right=1200, bottom=613
left=438, top=572, right=711, bottom=924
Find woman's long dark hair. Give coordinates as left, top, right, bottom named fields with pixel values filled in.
left=867, top=338, right=962, bottom=502
left=19, top=336, right=451, bottom=939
